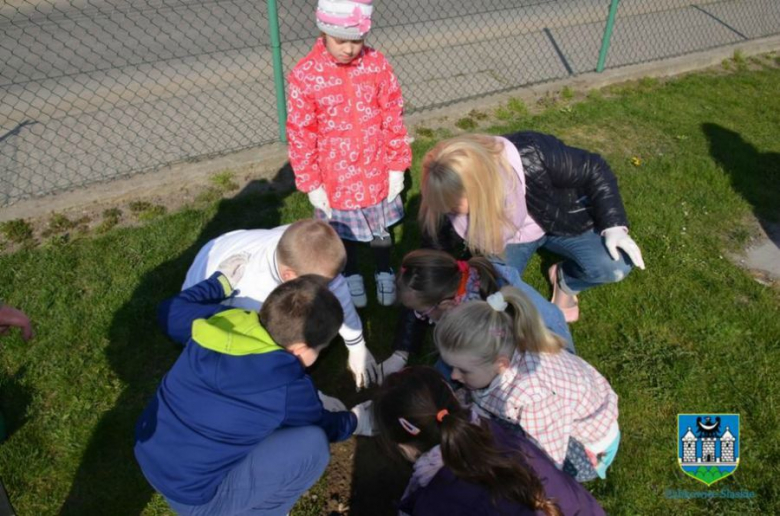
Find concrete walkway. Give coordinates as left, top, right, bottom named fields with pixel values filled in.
left=1, top=0, right=779, bottom=206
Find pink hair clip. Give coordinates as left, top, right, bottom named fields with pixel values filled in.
left=398, top=417, right=421, bottom=435
left=489, top=328, right=506, bottom=337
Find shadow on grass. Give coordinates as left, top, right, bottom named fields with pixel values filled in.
left=59, top=169, right=430, bottom=515
left=0, top=366, right=32, bottom=442
left=703, top=123, right=780, bottom=246
left=59, top=166, right=296, bottom=515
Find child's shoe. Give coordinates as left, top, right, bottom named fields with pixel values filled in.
left=346, top=274, right=368, bottom=308
left=374, top=270, right=396, bottom=306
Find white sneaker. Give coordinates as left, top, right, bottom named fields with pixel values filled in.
left=375, top=270, right=396, bottom=306
left=345, top=274, right=368, bottom=308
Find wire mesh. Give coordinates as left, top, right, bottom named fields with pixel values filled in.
left=1, top=0, right=278, bottom=206
left=2, top=0, right=779, bottom=207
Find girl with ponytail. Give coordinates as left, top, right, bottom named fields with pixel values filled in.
left=434, top=286, right=620, bottom=482
left=374, top=366, right=605, bottom=515
left=379, top=249, right=573, bottom=376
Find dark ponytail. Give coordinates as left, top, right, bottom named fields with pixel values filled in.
left=397, top=250, right=503, bottom=309
left=374, top=367, right=561, bottom=516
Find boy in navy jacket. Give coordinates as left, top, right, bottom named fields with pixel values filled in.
left=134, top=270, right=373, bottom=515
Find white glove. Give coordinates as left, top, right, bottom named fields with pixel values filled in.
left=351, top=400, right=377, bottom=436
left=307, top=186, right=332, bottom=219
left=216, top=252, right=250, bottom=288
left=347, top=339, right=379, bottom=390
left=387, top=171, right=405, bottom=203
left=378, top=351, right=408, bottom=384
left=318, top=391, right=347, bottom=412
left=602, top=227, right=646, bottom=270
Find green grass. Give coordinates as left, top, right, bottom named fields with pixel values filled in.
left=0, top=219, right=33, bottom=244
left=209, top=170, right=239, bottom=192
left=1, top=66, right=779, bottom=515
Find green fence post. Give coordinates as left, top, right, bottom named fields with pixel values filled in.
left=267, top=0, right=287, bottom=142
left=596, top=0, right=621, bottom=73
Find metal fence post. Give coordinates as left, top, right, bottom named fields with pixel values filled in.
left=596, top=0, right=621, bottom=72
left=267, top=0, right=287, bottom=142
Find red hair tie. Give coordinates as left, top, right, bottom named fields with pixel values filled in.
left=455, top=261, right=470, bottom=298
left=436, top=409, right=450, bottom=423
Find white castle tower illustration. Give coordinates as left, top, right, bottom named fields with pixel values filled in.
left=720, top=427, right=735, bottom=462
left=679, top=417, right=738, bottom=467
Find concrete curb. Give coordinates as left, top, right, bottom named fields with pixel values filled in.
left=2, top=34, right=779, bottom=223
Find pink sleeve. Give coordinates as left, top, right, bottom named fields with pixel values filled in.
left=500, top=138, right=530, bottom=234
left=377, top=57, right=411, bottom=171
left=286, top=71, right=323, bottom=193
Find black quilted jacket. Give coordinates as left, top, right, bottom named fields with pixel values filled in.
left=506, top=131, right=629, bottom=235
left=392, top=131, right=631, bottom=353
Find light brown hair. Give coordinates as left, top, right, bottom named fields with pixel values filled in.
left=419, top=134, right=518, bottom=256
left=277, top=219, right=346, bottom=279
left=259, top=274, right=343, bottom=349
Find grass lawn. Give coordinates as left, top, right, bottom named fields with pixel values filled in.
left=1, top=61, right=779, bottom=515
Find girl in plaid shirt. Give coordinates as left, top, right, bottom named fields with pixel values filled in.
left=435, top=286, right=620, bottom=482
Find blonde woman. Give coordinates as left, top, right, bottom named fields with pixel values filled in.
left=419, top=132, right=645, bottom=322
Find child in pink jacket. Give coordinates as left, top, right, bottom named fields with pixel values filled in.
left=286, top=0, right=412, bottom=308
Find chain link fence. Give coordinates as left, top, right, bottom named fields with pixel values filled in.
left=2, top=0, right=779, bottom=207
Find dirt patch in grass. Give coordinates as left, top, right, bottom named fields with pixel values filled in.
left=298, top=438, right=410, bottom=516
left=0, top=161, right=296, bottom=254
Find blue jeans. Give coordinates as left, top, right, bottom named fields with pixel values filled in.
left=165, top=426, right=330, bottom=516
left=505, top=230, right=633, bottom=295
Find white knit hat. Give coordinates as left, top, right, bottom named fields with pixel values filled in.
left=316, top=0, right=373, bottom=40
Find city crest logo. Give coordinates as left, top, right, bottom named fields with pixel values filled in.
left=678, top=414, right=739, bottom=486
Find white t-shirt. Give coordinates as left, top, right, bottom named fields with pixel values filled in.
left=183, top=226, right=364, bottom=345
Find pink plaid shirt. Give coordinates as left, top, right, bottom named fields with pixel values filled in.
left=470, top=350, right=619, bottom=468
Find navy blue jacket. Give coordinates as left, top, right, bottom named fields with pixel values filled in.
left=134, top=273, right=356, bottom=505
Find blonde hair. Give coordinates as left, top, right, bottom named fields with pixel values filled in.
left=420, top=134, right=518, bottom=256
left=277, top=220, right=346, bottom=278
left=434, top=286, right=565, bottom=365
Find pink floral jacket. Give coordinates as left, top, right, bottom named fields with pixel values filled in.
left=286, top=38, right=411, bottom=210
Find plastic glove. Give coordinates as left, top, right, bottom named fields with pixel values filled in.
left=307, top=186, right=332, bottom=219
left=351, top=400, right=377, bottom=436
left=602, top=227, right=646, bottom=270
left=387, top=171, right=405, bottom=203
left=378, top=351, right=408, bottom=383
left=347, top=339, right=379, bottom=390
left=318, top=391, right=347, bottom=412
left=0, top=304, right=34, bottom=342
left=216, top=252, right=250, bottom=288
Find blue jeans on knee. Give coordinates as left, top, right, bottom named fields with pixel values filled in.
left=165, top=426, right=330, bottom=516
left=505, top=230, right=633, bottom=295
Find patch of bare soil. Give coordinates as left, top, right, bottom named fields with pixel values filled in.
left=317, top=437, right=410, bottom=516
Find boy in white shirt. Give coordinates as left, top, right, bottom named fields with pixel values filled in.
left=183, top=219, right=378, bottom=388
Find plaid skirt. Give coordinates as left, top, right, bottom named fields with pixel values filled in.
left=315, top=196, right=404, bottom=242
